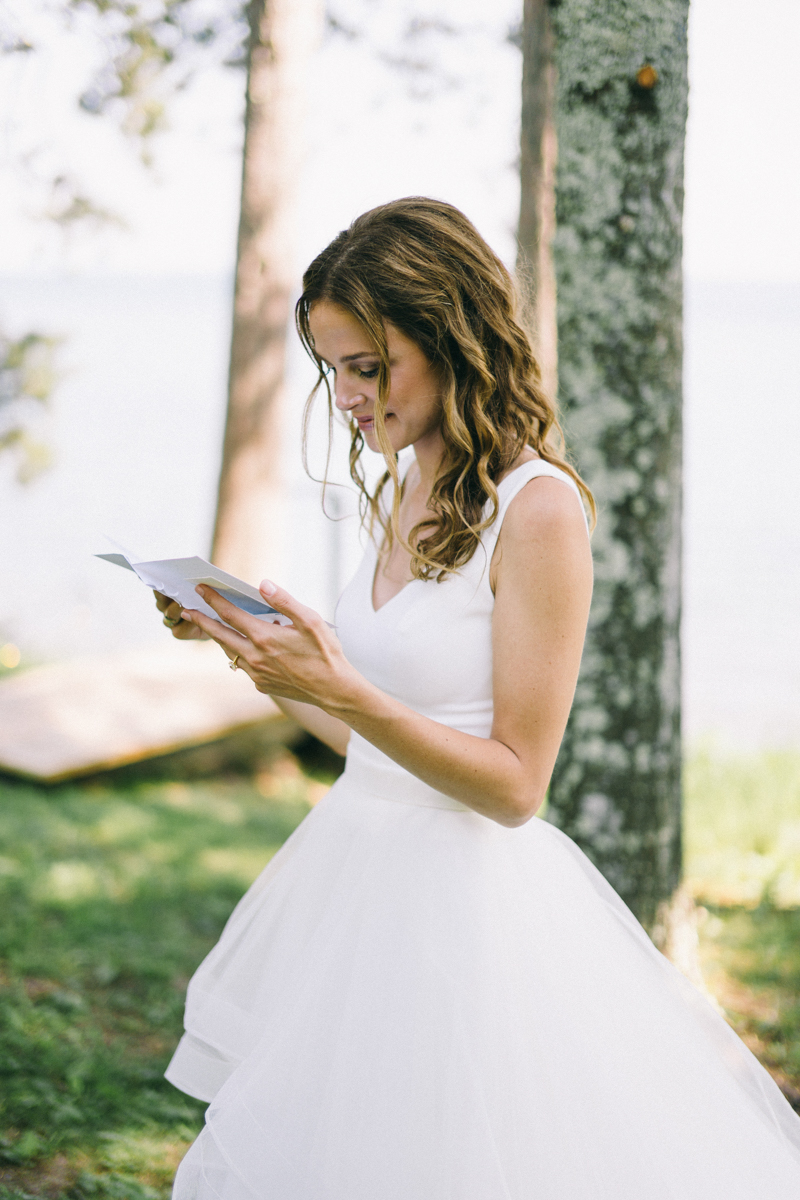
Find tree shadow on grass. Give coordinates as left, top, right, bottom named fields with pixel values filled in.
left=699, top=901, right=800, bottom=1111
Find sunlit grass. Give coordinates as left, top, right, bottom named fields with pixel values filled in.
left=684, top=745, right=800, bottom=907
left=0, top=746, right=331, bottom=1198
left=685, top=744, right=800, bottom=1110
left=697, top=904, right=800, bottom=1108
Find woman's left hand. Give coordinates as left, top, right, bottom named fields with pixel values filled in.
left=179, top=581, right=358, bottom=710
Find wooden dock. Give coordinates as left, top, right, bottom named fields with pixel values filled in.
left=0, top=640, right=294, bottom=783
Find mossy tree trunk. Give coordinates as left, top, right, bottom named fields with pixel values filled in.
left=212, top=0, right=322, bottom=583
left=519, top=0, right=689, bottom=929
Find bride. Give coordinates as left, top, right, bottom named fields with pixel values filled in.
left=156, top=197, right=800, bottom=1198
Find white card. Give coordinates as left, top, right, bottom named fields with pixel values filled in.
left=95, top=547, right=293, bottom=627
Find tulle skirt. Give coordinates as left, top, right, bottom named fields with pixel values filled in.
left=166, top=772, right=800, bottom=1199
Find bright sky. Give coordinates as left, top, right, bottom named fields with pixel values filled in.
left=0, top=0, right=798, bottom=281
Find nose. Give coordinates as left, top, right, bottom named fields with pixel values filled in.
left=333, top=380, right=368, bottom=413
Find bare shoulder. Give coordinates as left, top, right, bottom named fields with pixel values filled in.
left=492, top=476, right=592, bottom=590
left=501, top=475, right=589, bottom=545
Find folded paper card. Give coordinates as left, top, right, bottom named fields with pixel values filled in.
left=96, top=549, right=293, bottom=627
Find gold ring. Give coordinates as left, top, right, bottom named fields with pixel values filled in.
left=229, top=655, right=240, bottom=672
left=163, top=614, right=181, bottom=628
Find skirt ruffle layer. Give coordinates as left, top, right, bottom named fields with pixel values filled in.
left=167, top=780, right=800, bottom=1199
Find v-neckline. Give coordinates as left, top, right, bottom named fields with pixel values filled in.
left=368, top=455, right=541, bottom=614
left=370, top=541, right=419, bottom=614
left=369, top=455, right=421, bottom=614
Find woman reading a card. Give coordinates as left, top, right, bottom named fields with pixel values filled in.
left=155, top=198, right=800, bottom=1198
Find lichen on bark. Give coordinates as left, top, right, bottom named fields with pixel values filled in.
left=546, top=0, right=689, bottom=928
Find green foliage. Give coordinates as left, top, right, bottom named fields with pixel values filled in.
left=45, top=177, right=127, bottom=234
left=0, top=759, right=317, bottom=1193
left=0, top=335, right=59, bottom=404
left=0, top=332, right=62, bottom=484
left=71, top=0, right=247, bottom=153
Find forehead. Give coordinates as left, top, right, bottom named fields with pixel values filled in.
left=308, top=301, right=425, bottom=365
left=307, top=302, right=375, bottom=356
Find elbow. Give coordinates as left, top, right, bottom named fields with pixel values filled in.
left=492, top=787, right=546, bottom=829
left=327, top=730, right=351, bottom=758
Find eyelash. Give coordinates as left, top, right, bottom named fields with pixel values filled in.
left=321, top=363, right=379, bottom=380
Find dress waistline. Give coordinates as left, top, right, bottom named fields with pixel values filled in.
left=340, top=738, right=472, bottom=812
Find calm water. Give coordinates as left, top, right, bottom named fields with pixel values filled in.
left=1, top=274, right=798, bottom=749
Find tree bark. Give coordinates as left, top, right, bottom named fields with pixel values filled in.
left=517, top=0, right=558, bottom=399
left=211, top=0, right=322, bottom=583
left=536, top=0, right=690, bottom=930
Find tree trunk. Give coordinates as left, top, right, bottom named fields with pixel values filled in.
left=527, top=0, right=690, bottom=931
left=517, top=0, right=558, bottom=399
left=211, top=0, right=322, bottom=583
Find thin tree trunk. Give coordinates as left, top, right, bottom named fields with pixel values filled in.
left=517, top=0, right=558, bottom=399
left=527, top=0, right=690, bottom=931
left=212, top=0, right=322, bottom=583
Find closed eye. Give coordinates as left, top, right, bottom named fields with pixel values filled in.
left=355, top=366, right=379, bottom=379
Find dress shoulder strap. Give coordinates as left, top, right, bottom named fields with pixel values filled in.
left=485, top=459, right=589, bottom=548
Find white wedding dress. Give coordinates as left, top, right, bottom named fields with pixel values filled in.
left=167, top=460, right=800, bottom=1198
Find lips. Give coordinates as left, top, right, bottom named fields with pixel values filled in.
left=354, top=413, right=392, bottom=430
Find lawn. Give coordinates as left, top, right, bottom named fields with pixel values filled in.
left=0, top=743, right=335, bottom=1200
left=684, top=746, right=800, bottom=1108
left=1, top=741, right=799, bottom=1197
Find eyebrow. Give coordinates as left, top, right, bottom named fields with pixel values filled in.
left=340, top=351, right=379, bottom=362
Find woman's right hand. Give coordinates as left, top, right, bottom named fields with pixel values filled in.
left=154, top=590, right=209, bottom=640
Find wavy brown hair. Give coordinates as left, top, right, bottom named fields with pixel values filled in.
left=296, top=197, right=594, bottom=580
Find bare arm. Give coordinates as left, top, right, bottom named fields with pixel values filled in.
left=179, top=478, right=592, bottom=827
left=269, top=697, right=350, bottom=757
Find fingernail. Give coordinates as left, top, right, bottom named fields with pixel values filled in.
left=195, top=585, right=206, bottom=596
left=260, top=580, right=276, bottom=597
left=181, top=611, right=192, bottom=621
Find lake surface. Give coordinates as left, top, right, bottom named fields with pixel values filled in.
left=1, top=274, right=798, bottom=749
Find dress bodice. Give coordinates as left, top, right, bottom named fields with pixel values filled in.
left=335, top=458, right=585, bottom=810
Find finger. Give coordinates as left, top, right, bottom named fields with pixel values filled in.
left=181, top=609, right=257, bottom=674
left=160, top=595, right=186, bottom=631
left=193, top=585, right=278, bottom=642
left=224, top=649, right=257, bottom=681
left=155, top=592, right=183, bottom=626
left=258, top=580, right=324, bottom=631
left=161, top=599, right=183, bottom=622
left=171, top=621, right=207, bottom=641
left=180, top=607, right=252, bottom=655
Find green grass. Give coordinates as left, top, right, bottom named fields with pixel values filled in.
left=683, top=745, right=800, bottom=1109
left=2, top=741, right=800, bottom=1195
left=684, top=745, right=800, bottom=907
left=0, top=747, right=328, bottom=1198
left=697, top=904, right=800, bottom=1105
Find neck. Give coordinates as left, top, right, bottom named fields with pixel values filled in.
left=410, top=430, right=446, bottom=497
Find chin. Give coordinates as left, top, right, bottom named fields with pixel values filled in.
left=362, top=429, right=406, bottom=456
